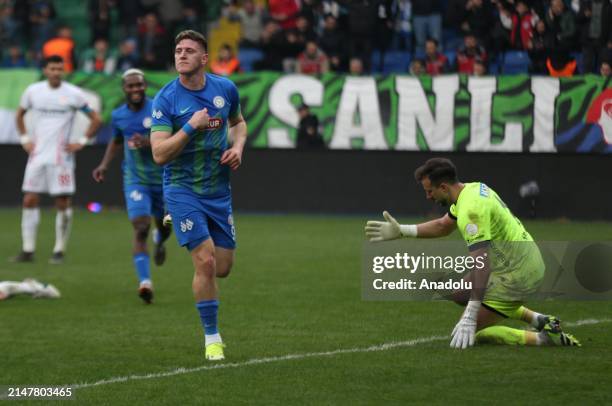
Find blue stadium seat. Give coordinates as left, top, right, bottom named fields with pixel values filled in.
left=238, top=48, right=264, bottom=72
left=571, top=52, right=584, bottom=73
left=372, top=51, right=411, bottom=73
left=502, top=51, right=530, bottom=74
left=444, top=51, right=456, bottom=69
left=371, top=50, right=411, bottom=74
left=488, top=54, right=502, bottom=74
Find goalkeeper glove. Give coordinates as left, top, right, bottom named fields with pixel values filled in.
left=450, top=300, right=480, bottom=349
left=364, top=211, right=417, bottom=242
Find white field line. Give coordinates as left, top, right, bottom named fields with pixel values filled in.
left=71, top=335, right=448, bottom=390
left=13, top=317, right=608, bottom=394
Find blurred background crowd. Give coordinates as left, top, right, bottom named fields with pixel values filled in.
left=1, top=0, right=610, bottom=77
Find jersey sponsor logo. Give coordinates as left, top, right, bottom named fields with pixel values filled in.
left=479, top=183, right=489, bottom=197
left=130, top=190, right=143, bottom=201
left=466, top=223, right=479, bottom=236
left=207, top=118, right=223, bottom=129
left=142, top=117, right=152, bottom=129
left=152, top=109, right=163, bottom=119
left=213, top=96, right=225, bottom=108
left=179, top=106, right=191, bottom=114
left=180, top=219, right=194, bottom=233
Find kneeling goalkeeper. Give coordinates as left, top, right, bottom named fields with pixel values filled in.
left=365, top=158, right=581, bottom=349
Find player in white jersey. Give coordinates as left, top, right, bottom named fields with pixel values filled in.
left=11, top=55, right=101, bottom=264
left=0, top=279, right=61, bottom=301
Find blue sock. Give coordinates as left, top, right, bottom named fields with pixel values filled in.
left=133, top=253, right=150, bottom=283
left=196, top=299, right=219, bottom=335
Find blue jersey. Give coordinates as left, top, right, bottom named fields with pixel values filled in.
left=111, top=98, right=162, bottom=187
left=151, top=74, right=241, bottom=197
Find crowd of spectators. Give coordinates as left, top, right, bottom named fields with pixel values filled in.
left=0, top=0, right=610, bottom=77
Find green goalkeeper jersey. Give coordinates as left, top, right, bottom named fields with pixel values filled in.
left=449, top=182, right=543, bottom=279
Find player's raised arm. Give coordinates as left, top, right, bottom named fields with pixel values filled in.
left=365, top=211, right=456, bottom=242
left=220, top=113, right=247, bottom=171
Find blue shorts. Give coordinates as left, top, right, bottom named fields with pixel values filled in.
left=124, top=184, right=165, bottom=221
left=164, top=187, right=236, bottom=250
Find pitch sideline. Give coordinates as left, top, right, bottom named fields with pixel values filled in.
left=67, top=318, right=612, bottom=391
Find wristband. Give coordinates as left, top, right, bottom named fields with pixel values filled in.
left=399, top=224, right=418, bottom=237
left=19, top=134, right=32, bottom=145
left=77, top=136, right=90, bottom=146
left=464, top=300, right=481, bottom=320
left=182, top=123, right=196, bottom=137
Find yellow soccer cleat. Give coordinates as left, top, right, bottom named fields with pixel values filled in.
left=205, top=342, right=226, bottom=361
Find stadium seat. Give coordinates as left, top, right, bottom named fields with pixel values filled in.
left=502, top=51, right=530, bottom=74
left=371, top=50, right=411, bottom=74
left=238, top=48, right=264, bottom=72
left=444, top=51, right=456, bottom=70
left=571, top=52, right=584, bottom=73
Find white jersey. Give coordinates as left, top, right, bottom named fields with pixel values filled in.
left=19, top=81, right=90, bottom=165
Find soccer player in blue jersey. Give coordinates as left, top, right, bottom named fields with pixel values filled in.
left=150, top=30, right=247, bottom=361
left=92, top=69, right=171, bottom=304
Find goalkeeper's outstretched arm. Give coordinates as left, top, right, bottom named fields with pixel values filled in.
left=365, top=211, right=455, bottom=242
left=416, top=214, right=456, bottom=238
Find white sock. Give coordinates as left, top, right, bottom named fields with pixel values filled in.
left=529, top=311, right=546, bottom=329
left=205, top=333, right=222, bottom=346
left=536, top=331, right=550, bottom=346
left=53, top=208, right=73, bottom=253
left=22, top=207, right=40, bottom=253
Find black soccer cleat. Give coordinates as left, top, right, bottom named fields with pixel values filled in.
left=138, top=285, right=154, bottom=304
left=9, top=251, right=34, bottom=263
left=48, top=252, right=65, bottom=265
left=153, top=243, right=166, bottom=266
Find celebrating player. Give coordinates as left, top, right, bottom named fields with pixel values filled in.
left=12, top=55, right=101, bottom=264
left=365, top=158, right=581, bottom=349
left=150, top=30, right=247, bottom=360
left=92, top=69, right=172, bottom=304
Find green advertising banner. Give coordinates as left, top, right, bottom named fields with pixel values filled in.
left=1, top=70, right=610, bottom=153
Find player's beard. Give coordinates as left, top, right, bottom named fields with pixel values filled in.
left=129, top=92, right=145, bottom=107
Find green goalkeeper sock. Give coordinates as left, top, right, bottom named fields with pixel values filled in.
left=476, top=326, right=543, bottom=346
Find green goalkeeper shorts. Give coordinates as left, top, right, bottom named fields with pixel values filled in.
left=484, top=252, right=545, bottom=303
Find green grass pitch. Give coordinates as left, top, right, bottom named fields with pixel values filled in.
left=1, top=208, right=611, bottom=404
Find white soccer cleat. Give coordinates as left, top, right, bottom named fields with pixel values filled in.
left=34, top=284, right=61, bottom=299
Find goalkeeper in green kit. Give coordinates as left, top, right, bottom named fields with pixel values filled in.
left=365, top=158, right=581, bottom=349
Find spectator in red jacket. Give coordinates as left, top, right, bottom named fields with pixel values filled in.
left=456, top=33, right=487, bottom=74
left=510, top=0, right=537, bottom=50
left=296, top=41, right=330, bottom=74
left=269, top=0, right=300, bottom=30
left=425, top=38, right=450, bottom=75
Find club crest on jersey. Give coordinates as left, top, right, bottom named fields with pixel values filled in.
left=152, top=109, right=163, bottom=119
left=466, top=223, right=479, bottom=236
left=142, top=117, right=152, bottom=128
left=213, top=96, right=225, bottom=108
left=207, top=118, right=223, bottom=129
